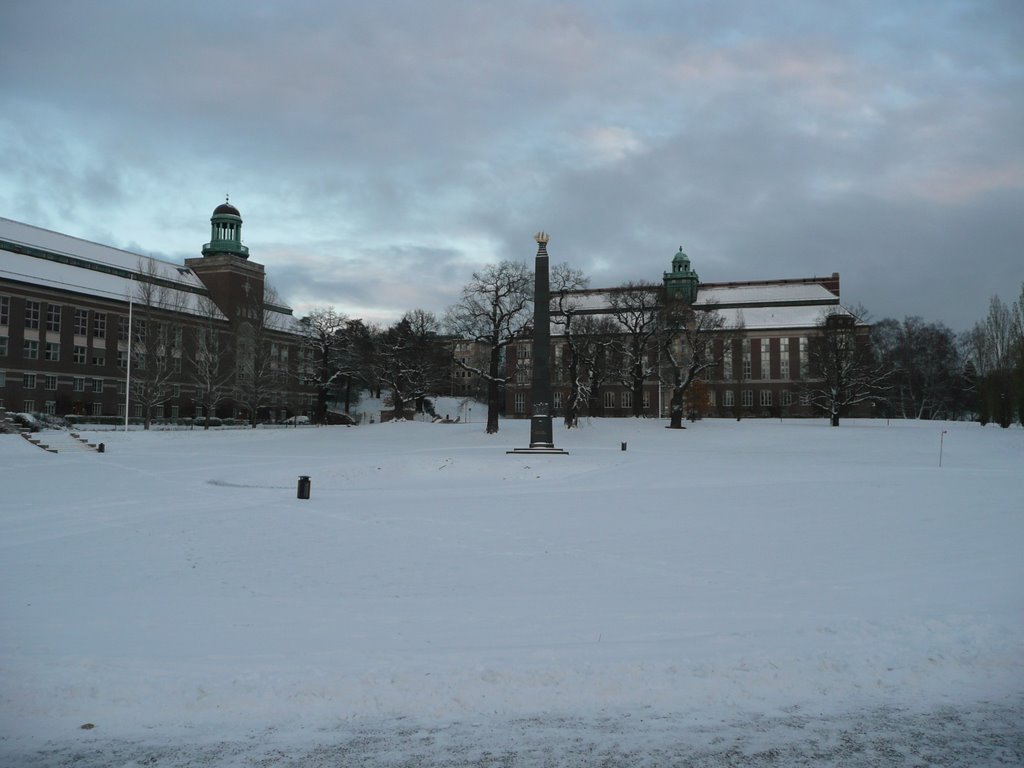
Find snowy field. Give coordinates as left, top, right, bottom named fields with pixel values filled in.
left=1, top=417, right=1022, bottom=766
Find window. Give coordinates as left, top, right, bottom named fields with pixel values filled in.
left=23, top=400, right=35, bottom=412
left=117, top=350, right=128, bottom=368
left=134, top=404, right=143, bottom=417
left=741, top=389, right=753, bottom=407
left=742, top=339, right=751, bottom=379
left=799, top=337, right=809, bottom=379
left=45, top=401, right=56, bottom=415
left=45, top=375, right=57, bottom=391
left=643, top=391, right=650, bottom=409
left=760, top=389, right=772, bottom=407
left=0, top=295, right=8, bottom=325
left=761, top=340, right=771, bottom=380
left=74, top=309, right=88, bottom=335
left=171, top=405, right=179, bottom=419
left=91, top=351, right=105, bottom=366
left=23, top=373, right=36, bottom=389
left=604, top=391, right=616, bottom=409
left=515, top=362, right=530, bottom=384
left=25, top=300, right=40, bottom=329
left=799, top=391, right=811, bottom=406
left=172, top=384, right=181, bottom=398
left=117, top=380, right=126, bottom=395
left=117, top=403, right=126, bottom=417
left=45, top=342, right=60, bottom=361
left=779, top=338, right=790, bottom=379
left=724, top=389, right=734, bottom=407
left=74, top=345, right=87, bottom=364
left=0, top=336, right=6, bottom=357
left=93, top=312, right=106, bottom=339
left=92, top=378, right=104, bottom=393
left=92, top=402, right=103, bottom=417
left=46, top=304, right=61, bottom=332
left=73, top=377, right=85, bottom=392
left=118, top=316, right=130, bottom=342
left=553, top=390, right=562, bottom=410
left=781, top=390, right=793, bottom=407
left=23, top=340, right=39, bottom=359
left=0, top=371, right=5, bottom=387
left=722, top=344, right=733, bottom=380
left=707, top=389, right=716, bottom=406
left=514, top=391, right=526, bottom=414
left=621, top=391, right=632, bottom=409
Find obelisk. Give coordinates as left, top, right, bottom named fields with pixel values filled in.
left=509, top=232, right=567, bottom=454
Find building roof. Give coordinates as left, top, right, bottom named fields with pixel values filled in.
left=551, top=277, right=852, bottom=333
left=0, top=217, right=296, bottom=328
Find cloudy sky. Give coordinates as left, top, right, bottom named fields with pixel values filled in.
left=2, top=0, right=1021, bottom=331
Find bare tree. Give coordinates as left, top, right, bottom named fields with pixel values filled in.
left=130, top=260, right=187, bottom=430
left=299, top=306, right=349, bottom=423
left=190, top=296, right=232, bottom=429
left=607, top=283, right=660, bottom=417
left=659, top=292, right=735, bottom=429
left=872, top=316, right=964, bottom=420
left=236, top=283, right=285, bottom=427
left=445, top=261, right=533, bottom=434
left=550, top=263, right=591, bottom=428
left=374, top=310, right=447, bottom=418
left=806, top=311, right=889, bottom=427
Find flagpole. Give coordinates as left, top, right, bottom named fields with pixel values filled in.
left=124, top=276, right=133, bottom=432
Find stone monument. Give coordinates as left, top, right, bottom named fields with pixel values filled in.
left=508, top=232, right=568, bottom=455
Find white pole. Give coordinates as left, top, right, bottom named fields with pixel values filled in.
left=939, top=429, right=948, bottom=467
left=124, top=277, right=133, bottom=432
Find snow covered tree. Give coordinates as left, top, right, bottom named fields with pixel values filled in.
left=806, top=310, right=889, bottom=427
left=445, top=261, right=533, bottom=434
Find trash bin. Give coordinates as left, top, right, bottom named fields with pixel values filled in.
left=621, top=442, right=627, bottom=451
left=297, top=475, right=311, bottom=499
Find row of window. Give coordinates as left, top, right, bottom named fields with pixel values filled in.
left=509, top=386, right=815, bottom=415
left=0, top=297, right=192, bottom=348
left=9, top=299, right=108, bottom=337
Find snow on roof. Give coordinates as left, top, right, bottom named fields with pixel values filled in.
left=0, top=217, right=204, bottom=280
left=0, top=217, right=302, bottom=323
left=696, top=282, right=838, bottom=307
left=551, top=281, right=843, bottom=331
left=0, top=249, right=226, bottom=319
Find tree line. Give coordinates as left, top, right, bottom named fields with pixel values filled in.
left=870, top=282, right=1024, bottom=427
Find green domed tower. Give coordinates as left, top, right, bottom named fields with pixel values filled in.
left=202, top=198, right=249, bottom=259
left=663, top=246, right=699, bottom=303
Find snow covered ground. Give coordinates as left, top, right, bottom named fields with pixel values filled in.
left=1, top=417, right=1021, bottom=766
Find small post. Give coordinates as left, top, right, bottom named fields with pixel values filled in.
left=97, top=443, right=105, bottom=454
left=621, top=442, right=627, bottom=451
left=938, top=429, right=948, bottom=467
left=297, top=475, right=311, bottom=499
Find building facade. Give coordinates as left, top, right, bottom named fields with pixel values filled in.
left=506, top=248, right=868, bottom=420
left=0, top=204, right=314, bottom=423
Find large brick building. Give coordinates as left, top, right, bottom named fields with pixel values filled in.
left=506, top=248, right=866, bottom=419
left=0, top=203, right=314, bottom=423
